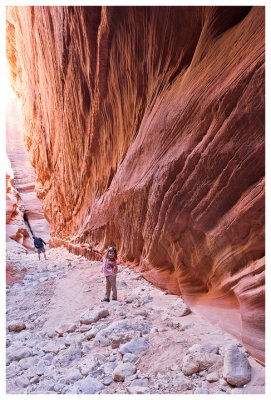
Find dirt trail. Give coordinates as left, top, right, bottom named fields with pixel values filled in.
left=6, top=247, right=265, bottom=394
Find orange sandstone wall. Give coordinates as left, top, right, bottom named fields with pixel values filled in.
left=6, top=6, right=265, bottom=362
left=6, top=81, right=50, bottom=245
left=6, top=161, right=32, bottom=252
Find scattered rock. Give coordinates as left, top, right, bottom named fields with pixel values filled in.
left=79, top=325, right=93, bottom=333
left=39, top=276, right=48, bottom=283
left=57, top=341, right=82, bottom=366
left=206, top=372, right=219, bottom=382
left=7, top=347, right=33, bottom=363
left=64, top=333, right=83, bottom=347
left=62, top=386, right=79, bottom=394
left=80, top=359, right=98, bottom=376
left=223, top=344, right=251, bottom=386
left=41, top=378, right=55, bottom=391
left=80, top=308, right=109, bottom=325
left=6, top=362, right=22, bottom=378
left=231, top=387, right=244, bottom=394
left=182, top=352, right=222, bottom=376
left=198, top=370, right=207, bottom=377
left=103, top=361, right=118, bottom=375
left=77, top=376, right=104, bottom=394
left=166, top=319, right=184, bottom=330
left=23, top=366, right=38, bottom=380
left=172, top=299, right=192, bottom=316
left=94, top=318, right=150, bottom=346
left=16, top=330, right=32, bottom=341
left=81, top=341, right=93, bottom=354
left=103, top=376, right=113, bottom=386
left=219, top=378, right=228, bottom=387
left=118, top=280, right=127, bottom=288
left=137, top=295, right=153, bottom=305
left=55, top=323, right=77, bottom=336
left=170, top=364, right=180, bottom=372
left=64, top=369, right=83, bottom=384
left=54, top=382, right=64, bottom=392
left=18, top=356, right=39, bottom=370
left=174, top=373, right=194, bottom=391
left=131, top=378, right=149, bottom=387
left=125, top=372, right=138, bottom=382
left=8, top=320, right=26, bottom=332
left=127, top=386, right=150, bottom=394
left=194, top=387, right=209, bottom=394
left=122, top=353, right=139, bottom=363
left=91, top=368, right=105, bottom=379
left=111, top=330, right=141, bottom=348
left=84, top=328, right=98, bottom=340
left=30, top=376, right=40, bottom=384
left=15, top=375, right=30, bottom=388
left=36, top=360, right=46, bottom=376
left=125, top=295, right=138, bottom=304
left=112, top=362, right=137, bottom=382
left=158, top=327, right=168, bottom=332
left=188, top=343, right=219, bottom=354
left=42, top=342, right=61, bottom=354
left=119, top=337, right=149, bottom=355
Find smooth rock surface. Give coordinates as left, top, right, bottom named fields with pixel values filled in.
left=8, top=320, right=26, bottom=332
left=119, top=337, right=149, bottom=355
left=76, top=377, right=104, bottom=394
left=206, top=372, right=220, bottom=382
left=223, top=344, right=251, bottom=386
left=112, top=362, right=137, bottom=382
left=80, top=308, right=109, bottom=325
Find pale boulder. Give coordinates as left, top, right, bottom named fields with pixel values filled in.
left=80, top=308, right=109, bottom=325
left=112, top=362, right=137, bottom=382
left=223, top=344, right=251, bottom=386
left=8, top=320, right=26, bottom=332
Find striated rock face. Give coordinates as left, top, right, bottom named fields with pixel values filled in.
left=6, top=156, right=32, bottom=252
left=6, top=82, right=50, bottom=244
left=6, top=6, right=265, bottom=362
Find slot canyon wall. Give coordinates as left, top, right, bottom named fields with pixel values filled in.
left=6, top=6, right=265, bottom=363
left=6, top=83, right=50, bottom=251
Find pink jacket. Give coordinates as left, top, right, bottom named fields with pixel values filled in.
left=102, top=257, right=118, bottom=276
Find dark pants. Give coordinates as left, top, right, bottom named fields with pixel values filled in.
left=105, top=275, right=117, bottom=300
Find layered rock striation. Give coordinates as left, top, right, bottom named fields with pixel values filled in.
left=6, top=152, right=34, bottom=254
left=6, top=6, right=265, bottom=362
left=6, top=83, right=50, bottom=247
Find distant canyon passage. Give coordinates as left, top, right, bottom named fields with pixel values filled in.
left=6, top=6, right=265, bottom=363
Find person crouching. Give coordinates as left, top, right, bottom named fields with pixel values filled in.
left=101, top=246, right=118, bottom=302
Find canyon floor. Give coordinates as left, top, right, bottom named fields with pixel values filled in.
left=6, top=246, right=265, bottom=395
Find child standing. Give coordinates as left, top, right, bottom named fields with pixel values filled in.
left=101, top=246, right=118, bottom=302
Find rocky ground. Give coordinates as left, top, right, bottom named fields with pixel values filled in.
left=6, top=247, right=265, bottom=394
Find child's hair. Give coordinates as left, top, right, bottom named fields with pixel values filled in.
left=106, top=246, right=117, bottom=259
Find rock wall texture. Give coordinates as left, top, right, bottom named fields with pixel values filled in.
left=6, top=157, right=32, bottom=252
left=6, top=6, right=265, bottom=363
left=6, top=83, right=50, bottom=248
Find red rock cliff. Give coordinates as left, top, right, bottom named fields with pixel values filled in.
left=6, top=6, right=265, bottom=362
